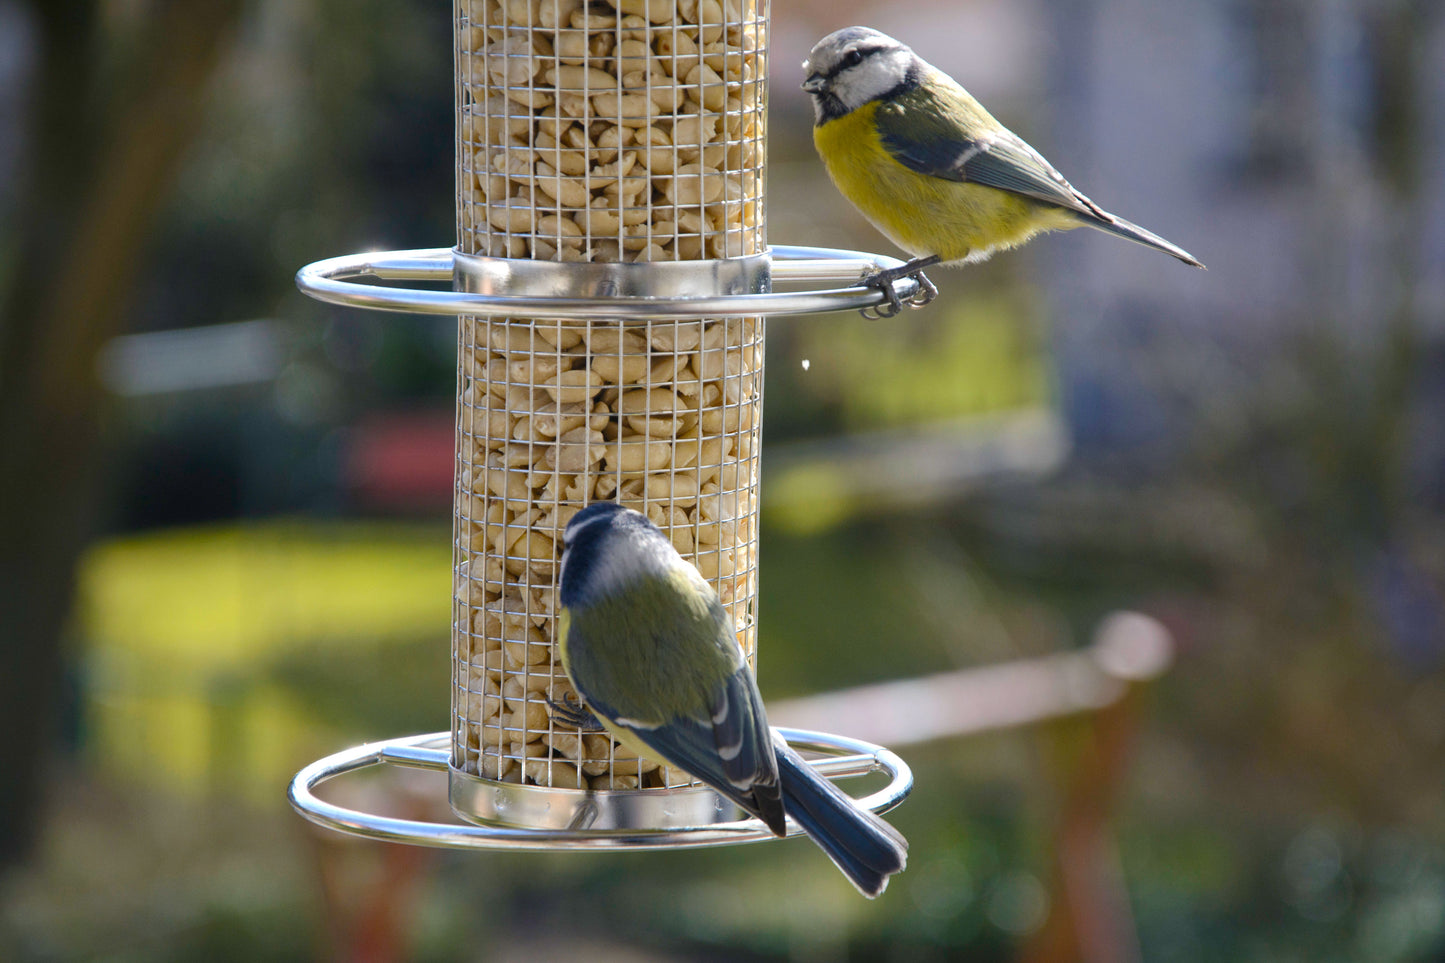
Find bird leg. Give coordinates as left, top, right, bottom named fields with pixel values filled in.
left=546, top=695, right=608, bottom=732
left=860, top=255, right=941, bottom=319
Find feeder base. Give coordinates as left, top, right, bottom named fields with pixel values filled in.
left=288, top=728, right=911, bottom=852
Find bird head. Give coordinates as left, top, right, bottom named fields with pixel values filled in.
left=802, top=27, right=919, bottom=124
left=559, top=502, right=680, bottom=610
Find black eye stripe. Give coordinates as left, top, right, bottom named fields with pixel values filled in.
left=827, top=44, right=884, bottom=77
left=825, top=51, right=858, bottom=78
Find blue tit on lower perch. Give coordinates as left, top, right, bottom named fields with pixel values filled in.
left=552, top=501, right=908, bottom=897
left=803, top=26, right=1204, bottom=316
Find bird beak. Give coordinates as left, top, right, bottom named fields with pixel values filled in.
left=801, top=73, right=828, bottom=94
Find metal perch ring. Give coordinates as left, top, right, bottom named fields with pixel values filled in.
left=288, top=727, right=912, bottom=852
left=295, top=245, right=926, bottom=320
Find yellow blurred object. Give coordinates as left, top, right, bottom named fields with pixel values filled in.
left=77, top=521, right=450, bottom=801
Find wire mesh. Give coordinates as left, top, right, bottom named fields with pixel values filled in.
left=451, top=0, right=769, bottom=790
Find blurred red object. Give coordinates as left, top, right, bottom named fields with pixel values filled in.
left=344, top=410, right=454, bottom=511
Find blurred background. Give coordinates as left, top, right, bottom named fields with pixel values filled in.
left=3, top=0, right=1444, bottom=960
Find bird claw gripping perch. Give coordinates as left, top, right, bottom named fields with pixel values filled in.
left=547, top=695, right=608, bottom=732
left=859, top=255, right=941, bottom=319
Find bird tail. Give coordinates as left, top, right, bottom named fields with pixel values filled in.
left=1080, top=210, right=1205, bottom=268
left=775, top=734, right=909, bottom=898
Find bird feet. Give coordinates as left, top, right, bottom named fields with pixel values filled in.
left=546, top=695, right=607, bottom=731
left=860, top=255, right=941, bottom=319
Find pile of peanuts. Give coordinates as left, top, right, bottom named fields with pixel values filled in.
left=453, top=317, right=764, bottom=789
left=457, top=0, right=767, bottom=262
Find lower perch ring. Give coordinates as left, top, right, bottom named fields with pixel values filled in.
left=288, top=728, right=911, bottom=851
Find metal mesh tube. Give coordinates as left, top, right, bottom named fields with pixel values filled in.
left=451, top=0, right=769, bottom=790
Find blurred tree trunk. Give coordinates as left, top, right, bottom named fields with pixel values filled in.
left=0, top=0, right=244, bottom=869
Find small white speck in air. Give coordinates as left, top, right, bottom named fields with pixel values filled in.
left=801, top=359, right=811, bottom=371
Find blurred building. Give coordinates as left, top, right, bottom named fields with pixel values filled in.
left=1036, top=0, right=1443, bottom=468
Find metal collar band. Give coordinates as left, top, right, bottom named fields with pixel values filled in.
left=453, top=250, right=771, bottom=301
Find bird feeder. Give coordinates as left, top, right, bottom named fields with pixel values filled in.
left=289, top=0, right=923, bottom=850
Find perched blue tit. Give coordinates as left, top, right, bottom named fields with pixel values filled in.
left=555, top=502, right=908, bottom=897
left=803, top=27, right=1203, bottom=313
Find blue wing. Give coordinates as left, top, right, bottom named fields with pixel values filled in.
left=562, top=585, right=785, bottom=835
left=588, top=664, right=785, bottom=835
left=874, top=90, right=1108, bottom=220
left=612, top=665, right=784, bottom=835
left=870, top=76, right=1204, bottom=267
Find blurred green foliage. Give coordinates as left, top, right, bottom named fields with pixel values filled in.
left=762, top=286, right=1049, bottom=441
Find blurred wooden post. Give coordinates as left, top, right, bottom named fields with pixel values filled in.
left=771, top=610, right=1172, bottom=960
left=308, top=781, right=440, bottom=963
left=1018, top=613, right=1172, bottom=963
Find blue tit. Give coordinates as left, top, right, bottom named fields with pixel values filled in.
left=555, top=502, right=908, bottom=897
left=803, top=27, right=1203, bottom=314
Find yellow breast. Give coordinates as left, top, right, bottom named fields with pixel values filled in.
left=813, top=102, right=1074, bottom=263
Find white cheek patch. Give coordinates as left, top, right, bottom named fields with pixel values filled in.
left=835, top=48, right=912, bottom=110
